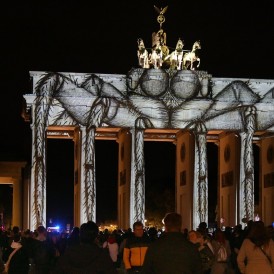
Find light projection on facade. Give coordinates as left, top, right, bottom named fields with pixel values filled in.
left=24, top=69, right=274, bottom=230
left=23, top=5, right=274, bottom=230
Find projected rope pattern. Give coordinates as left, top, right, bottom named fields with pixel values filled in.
left=28, top=69, right=274, bottom=228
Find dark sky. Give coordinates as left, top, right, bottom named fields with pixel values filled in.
left=1, top=1, right=274, bottom=226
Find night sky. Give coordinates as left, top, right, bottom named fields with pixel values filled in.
left=0, top=1, right=273, bottom=227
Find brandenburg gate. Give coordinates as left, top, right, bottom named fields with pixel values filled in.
left=22, top=68, right=274, bottom=231
left=21, top=6, right=274, bottom=231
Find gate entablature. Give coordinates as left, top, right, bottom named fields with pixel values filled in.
left=24, top=70, right=274, bottom=132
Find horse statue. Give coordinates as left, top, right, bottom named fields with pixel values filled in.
left=165, top=38, right=184, bottom=70
left=149, top=41, right=163, bottom=69
left=137, top=38, right=150, bottom=69
left=183, top=40, right=201, bottom=70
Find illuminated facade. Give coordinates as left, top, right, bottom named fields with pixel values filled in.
left=20, top=5, right=274, bottom=231
left=22, top=70, right=274, bottom=231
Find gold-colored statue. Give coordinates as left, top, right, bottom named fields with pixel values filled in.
left=136, top=5, right=201, bottom=70
left=152, top=5, right=168, bottom=48
left=183, top=41, right=201, bottom=70
left=149, top=40, right=163, bottom=69
left=165, top=39, right=184, bottom=70
left=137, top=38, right=150, bottom=69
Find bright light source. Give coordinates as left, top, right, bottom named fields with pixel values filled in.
left=47, top=226, right=60, bottom=233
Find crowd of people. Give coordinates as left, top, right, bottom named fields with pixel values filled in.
left=0, top=214, right=274, bottom=274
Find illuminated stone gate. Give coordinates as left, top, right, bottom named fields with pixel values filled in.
left=23, top=70, right=274, bottom=231
left=22, top=6, right=274, bottom=231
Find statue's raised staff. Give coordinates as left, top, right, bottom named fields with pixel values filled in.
left=151, top=5, right=169, bottom=65
left=153, top=5, right=168, bottom=29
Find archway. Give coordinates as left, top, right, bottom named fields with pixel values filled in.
left=144, top=141, right=175, bottom=228
left=0, top=162, right=27, bottom=229
left=95, top=140, right=118, bottom=225
left=46, top=139, right=74, bottom=230
left=0, top=184, right=13, bottom=229
left=207, top=142, right=218, bottom=228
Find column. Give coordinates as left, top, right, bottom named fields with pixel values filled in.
left=80, top=126, right=96, bottom=224
left=239, top=106, right=256, bottom=224
left=130, top=127, right=145, bottom=227
left=193, top=122, right=208, bottom=230
left=30, top=99, right=49, bottom=230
